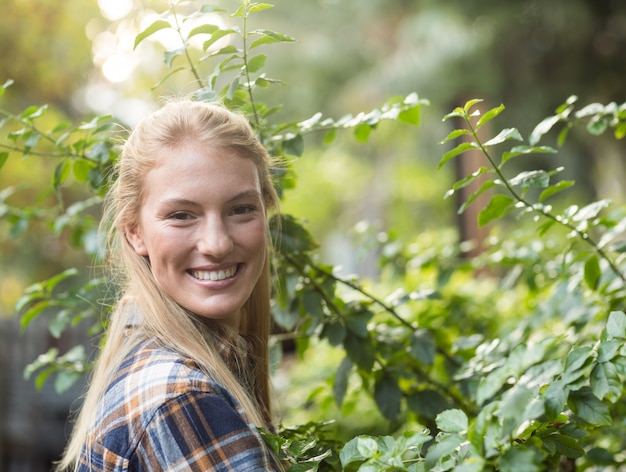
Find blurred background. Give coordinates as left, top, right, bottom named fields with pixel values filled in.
left=1, top=0, right=625, bottom=470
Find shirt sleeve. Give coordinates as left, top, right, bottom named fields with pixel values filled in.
left=129, top=390, right=276, bottom=471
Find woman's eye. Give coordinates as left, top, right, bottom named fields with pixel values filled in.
left=232, top=204, right=257, bottom=215
left=167, top=211, right=193, bottom=220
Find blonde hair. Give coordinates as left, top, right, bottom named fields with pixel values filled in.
left=57, top=100, right=280, bottom=471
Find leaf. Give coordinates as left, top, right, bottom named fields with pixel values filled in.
left=410, top=329, right=435, bottom=365
left=458, top=180, right=498, bottom=214
left=587, top=117, right=608, bottom=135
left=590, top=362, right=622, bottom=402
left=477, top=195, right=515, bottom=226
left=498, top=447, right=541, bottom=472
left=440, top=128, right=471, bottom=144
left=187, top=24, right=220, bottom=39
left=568, top=387, right=612, bottom=426
left=249, top=29, right=296, bottom=49
left=0, top=152, right=8, bottom=170
left=353, top=123, right=372, bottom=142
left=500, top=145, right=557, bottom=167
left=544, top=379, right=568, bottom=420
left=52, top=161, right=71, bottom=188
left=463, top=98, right=484, bottom=114
left=202, top=29, right=238, bottom=51
left=509, top=170, right=550, bottom=189
left=606, top=311, right=626, bottom=339
left=283, top=134, right=304, bottom=157
left=344, top=332, right=375, bottom=370
left=583, top=255, right=601, bottom=290
left=476, top=104, right=505, bottom=130
left=134, top=20, right=171, bottom=49
left=246, top=53, right=267, bottom=73
left=374, top=372, right=403, bottom=421
left=538, top=180, right=574, bottom=202
left=333, top=357, right=352, bottom=407
left=438, top=142, right=477, bottom=169
left=436, top=409, right=468, bottom=434
left=164, top=48, right=185, bottom=68
left=340, top=436, right=369, bottom=466
left=571, top=199, right=611, bottom=222
left=248, top=3, right=274, bottom=14
left=397, top=105, right=420, bottom=126
left=530, top=114, right=561, bottom=146
left=54, top=370, right=81, bottom=394
left=543, top=433, right=585, bottom=459
left=483, top=128, right=523, bottom=147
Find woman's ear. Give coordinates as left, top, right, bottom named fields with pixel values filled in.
left=125, top=224, right=149, bottom=256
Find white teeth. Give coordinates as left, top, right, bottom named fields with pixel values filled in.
left=192, top=266, right=237, bottom=281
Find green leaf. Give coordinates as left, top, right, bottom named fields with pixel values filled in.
left=463, top=98, right=484, bottom=114
left=438, top=142, right=477, bottom=169
left=283, top=134, right=304, bottom=157
left=397, top=105, right=421, bottom=126
left=246, top=53, right=267, bottom=73
left=568, top=387, right=611, bottom=426
left=538, top=180, right=574, bottom=202
left=500, top=145, right=557, bottom=167
left=344, top=332, right=374, bottom=370
left=477, top=195, right=515, bottom=226
left=164, top=48, right=185, bottom=68
left=543, top=433, right=585, bottom=459
left=134, top=20, right=171, bottom=49
left=340, top=436, right=369, bottom=466
left=436, top=409, right=468, bottom=434
left=606, top=311, right=626, bottom=339
left=202, top=29, right=238, bottom=51
left=587, top=117, right=608, bottom=135
left=187, top=24, right=220, bottom=39
left=583, top=254, right=601, bottom=290
left=440, top=128, right=471, bottom=144
left=353, top=123, right=372, bottom=142
left=0, top=78, right=14, bottom=96
left=509, top=170, right=550, bottom=189
left=498, top=447, right=541, bottom=472
left=476, top=104, right=505, bottom=130
left=52, top=161, right=72, bottom=188
left=483, top=128, right=523, bottom=147
left=410, top=329, right=435, bottom=365
left=544, top=379, right=568, bottom=420
left=0, top=152, right=8, bottom=170
left=374, top=372, right=402, bottom=421
left=530, top=114, right=561, bottom=146
left=333, top=356, right=352, bottom=407
left=249, top=29, right=296, bottom=49
left=323, top=128, right=336, bottom=145
left=54, top=370, right=81, bottom=394
left=590, top=362, right=622, bottom=402
left=248, top=3, right=274, bottom=14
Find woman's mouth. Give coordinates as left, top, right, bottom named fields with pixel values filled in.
left=190, top=265, right=238, bottom=281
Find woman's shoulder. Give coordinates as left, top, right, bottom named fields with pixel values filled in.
left=108, top=338, right=230, bottom=404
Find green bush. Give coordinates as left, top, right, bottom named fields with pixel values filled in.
left=2, top=1, right=626, bottom=471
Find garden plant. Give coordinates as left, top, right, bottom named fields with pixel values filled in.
left=2, top=1, right=626, bottom=471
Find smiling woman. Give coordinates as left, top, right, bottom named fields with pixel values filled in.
left=55, top=100, right=283, bottom=472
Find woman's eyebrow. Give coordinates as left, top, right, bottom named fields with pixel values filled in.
left=227, top=189, right=262, bottom=203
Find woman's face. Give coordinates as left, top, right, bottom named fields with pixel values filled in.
left=125, top=144, right=267, bottom=328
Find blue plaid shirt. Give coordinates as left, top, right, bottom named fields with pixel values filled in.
left=77, top=338, right=278, bottom=471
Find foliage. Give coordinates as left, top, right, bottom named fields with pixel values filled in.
left=2, top=1, right=626, bottom=471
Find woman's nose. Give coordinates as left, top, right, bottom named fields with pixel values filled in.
left=197, top=217, right=234, bottom=257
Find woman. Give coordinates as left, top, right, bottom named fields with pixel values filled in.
left=57, top=100, right=282, bottom=471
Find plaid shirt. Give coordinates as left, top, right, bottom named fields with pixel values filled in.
left=77, top=338, right=278, bottom=471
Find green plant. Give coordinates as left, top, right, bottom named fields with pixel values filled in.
left=3, top=1, right=626, bottom=470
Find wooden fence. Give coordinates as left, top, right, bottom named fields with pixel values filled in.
left=0, top=316, right=88, bottom=472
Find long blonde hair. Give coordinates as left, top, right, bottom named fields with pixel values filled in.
left=57, top=100, right=280, bottom=471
